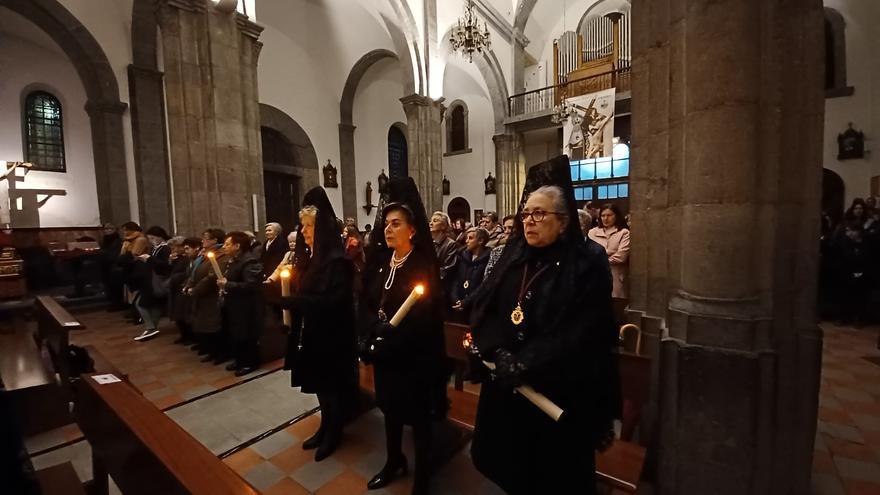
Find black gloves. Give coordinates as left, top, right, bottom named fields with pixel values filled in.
left=358, top=323, right=396, bottom=364
left=492, top=348, right=526, bottom=390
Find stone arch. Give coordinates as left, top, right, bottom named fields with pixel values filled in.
left=575, top=0, right=631, bottom=33
left=384, top=0, right=423, bottom=95
left=338, top=49, right=401, bottom=220
left=822, top=168, right=845, bottom=223
left=513, top=0, right=539, bottom=34
left=260, top=103, right=320, bottom=191
left=440, top=27, right=510, bottom=134
left=0, top=0, right=130, bottom=224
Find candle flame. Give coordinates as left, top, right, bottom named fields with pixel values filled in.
left=280, top=269, right=291, bottom=279
left=462, top=331, right=473, bottom=349
left=414, top=284, right=425, bottom=295
left=206, top=251, right=215, bottom=258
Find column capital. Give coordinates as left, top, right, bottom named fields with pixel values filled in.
left=128, top=64, right=165, bottom=81
left=236, top=12, right=264, bottom=40
left=400, top=94, right=445, bottom=108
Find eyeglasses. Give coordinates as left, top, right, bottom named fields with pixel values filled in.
left=520, top=210, right=565, bottom=223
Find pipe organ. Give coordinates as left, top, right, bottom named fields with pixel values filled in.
left=553, top=9, right=631, bottom=98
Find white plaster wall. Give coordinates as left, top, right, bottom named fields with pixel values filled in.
left=0, top=32, right=100, bottom=227
left=352, top=58, right=408, bottom=229
left=59, top=0, right=140, bottom=221
left=256, top=0, right=402, bottom=216
left=823, top=0, right=880, bottom=205
left=441, top=59, right=497, bottom=220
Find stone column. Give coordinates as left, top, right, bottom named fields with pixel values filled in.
left=128, top=64, right=172, bottom=229
left=338, top=122, right=358, bottom=220
left=400, top=94, right=444, bottom=213
left=159, top=0, right=264, bottom=235
left=628, top=0, right=825, bottom=494
left=492, top=133, right=526, bottom=217
left=85, top=99, right=130, bottom=226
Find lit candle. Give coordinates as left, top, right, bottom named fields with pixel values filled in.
left=482, top=361, right=564, bottom=422
left=389, top=284, right=424, bottom=327
left=205, top=251, right=223, bottom=279
left=280, top=269, right=291, bottom=327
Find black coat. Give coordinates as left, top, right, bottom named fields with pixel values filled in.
left=188, top=251, right=225, bottom=335
left=282, top=257, right=357, bottom=394
left=261, top=237, right=288, bottom=280
left=360, top=252, right=449, bottom=424
left=167, top=256, right=191, bottom=323
left=450, top=248, right=490, bottom=304
left=135, top=244, right=172, bottom=307
left=221, top=252, right=263, bottom=342
left=470, top=240, right=616, bottom=494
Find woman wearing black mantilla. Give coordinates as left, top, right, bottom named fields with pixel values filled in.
left=280, top=187, right=358, bottom=461
left=359, top=178, right=449, bottom=495
left=468, top=156, right=620, bottom=494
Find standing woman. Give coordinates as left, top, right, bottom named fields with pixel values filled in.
left=217, top=232, right=264, bottom=376
left=468, top=156, right=619, bottom=494
left=279, top=187, right=357, bottom=462
left=359, top=178, right=447, bottom=495
left=588, top=203, right=630, bottom=324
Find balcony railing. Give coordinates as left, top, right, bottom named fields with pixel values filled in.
left=507, top=65, right=632, bottom=119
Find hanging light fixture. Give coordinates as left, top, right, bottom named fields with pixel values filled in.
left=450, top=0, right=491, bottom=63
left=551, top=88, right=573, bottom=124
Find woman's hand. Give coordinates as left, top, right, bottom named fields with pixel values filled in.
left=217, top=277, right=227, bottom=289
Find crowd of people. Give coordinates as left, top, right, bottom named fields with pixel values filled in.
left=820, top=196, right=880, bottom=328
left=94, top=158, right=628, bottom=494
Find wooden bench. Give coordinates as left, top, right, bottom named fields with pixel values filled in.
left=444, top=322, right=470, bottom=391
left=34, top=295, right=84, bottom=386
left=0, top=328, right=69, bottom=435
left=74, top=372, right=259, bottom=495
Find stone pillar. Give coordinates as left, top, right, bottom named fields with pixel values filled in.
left=85, top=99, right=130, bottom=226
left=159, top=0, right=264, bottom=235
left=400, top=94, right=444, bottom=213
left=338, top=122, right=358, bottom=220
left=492, top=133, right=526, bottom=217
left=628, top=0, right=825, bottom=493
left=128, top=64, right=172, bottom=229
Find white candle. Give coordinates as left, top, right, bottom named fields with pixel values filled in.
left=389, top=284, right=424, bottom=327
left=482, top=360, right=564, bottom=422
left=280, top=269, right=291, bottom=327
left=205, top=251, right=223, bottom=279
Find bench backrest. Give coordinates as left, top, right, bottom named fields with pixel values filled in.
left=75, top=374, right=259, bottom=495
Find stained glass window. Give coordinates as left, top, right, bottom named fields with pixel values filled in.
left=25, top=91, right=65, bottom=172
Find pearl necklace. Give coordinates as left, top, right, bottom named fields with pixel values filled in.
left=384, top=248, right=413, bottom=290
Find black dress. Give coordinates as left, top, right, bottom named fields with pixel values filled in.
left=470, top=239, right=617, bottom=495
left=284, top=256, right=357, bottom=394
left=360, top=251, right=449, bottom=423
left=221, top=252, right=263, bottom=343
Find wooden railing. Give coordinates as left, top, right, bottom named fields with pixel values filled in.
left=508, top=64, right=632, bottom=119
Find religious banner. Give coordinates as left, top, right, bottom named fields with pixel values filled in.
left=562, top=88, right=616, bottom=160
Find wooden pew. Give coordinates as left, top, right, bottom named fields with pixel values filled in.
left=35, top=462, right=87, bottom=495
left=74, top=372, right=258, bottom=495
left=444, top=322, right=470, bottom=391
left=0, top=328, right=69, bottom=435
left=34, top=295, right=84, bottom=386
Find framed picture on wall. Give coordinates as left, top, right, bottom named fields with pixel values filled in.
left=473, top=209, right=483, bottom=227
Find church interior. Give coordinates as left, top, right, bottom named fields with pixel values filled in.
left=1, top=0, right=879, bottom=494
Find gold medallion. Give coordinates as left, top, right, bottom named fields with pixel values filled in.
left=463, top=280, right=469, bottom=289
left=510, top=304, right=525, bottom=325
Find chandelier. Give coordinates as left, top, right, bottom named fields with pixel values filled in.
left=551, top=89, right=573, bottom=124
left=450, top=0, right=491, bottom=63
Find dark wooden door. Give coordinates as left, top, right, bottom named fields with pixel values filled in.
left=263, top=171, right=299, bottom=233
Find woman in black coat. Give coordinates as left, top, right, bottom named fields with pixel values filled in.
left=280, top=187, right=357, bottom=462
left=468, top=156, right=619, bottom=495
left=449, top=227, right=490, bottom=322
left=217, top=231, right=263, bottom=376
left=359, top=178, right=448, bottom=495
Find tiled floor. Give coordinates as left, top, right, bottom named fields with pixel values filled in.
left=812, top=323, right=880, bottom=495
left=24, top=307, right=880, bottom=494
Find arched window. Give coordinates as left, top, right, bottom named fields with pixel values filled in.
left=445, top=101, right=470, bottom=155
left=388, top=124, right=408, bottom=179
left=24, top=91, right=66, bottom=172
left=824, top=8, right=853, bottom=98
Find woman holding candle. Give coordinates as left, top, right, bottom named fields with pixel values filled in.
left=468, top=156, right=619, bottom=495
left=279, top=187, right=357, bottom=461
left=217, top=231, right=263, bottom=376
left=187, top=228, right=227, bottom=363
left=359, top=178, right=447, bottom=495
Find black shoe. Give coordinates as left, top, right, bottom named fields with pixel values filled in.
left=367, top=456, right=408, bottom=490
left=200, top=354, right=215, bottom=363
left=213, top=356, right=230, bottom=366
left=234, top=366, right=257, bottom=377
left=197, top=347, right=210, bottom=356
left=302, top=428, right=324, bottom=450
left=225, top=362, right=239, bottom=372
